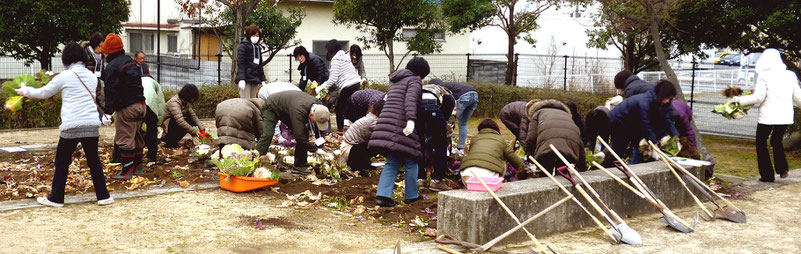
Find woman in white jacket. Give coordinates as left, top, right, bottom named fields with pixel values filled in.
left=315, top=39, right=362, bottom=133
left=733, top=48, right=801, bottom=182
left=15, top=43, right=114, bottom=207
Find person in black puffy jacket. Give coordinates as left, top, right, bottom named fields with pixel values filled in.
left=294, top=46, right=329, bottom=92
left=100, top=33, right=146, bottom=180
left=236, top=25, right=267, bottom=98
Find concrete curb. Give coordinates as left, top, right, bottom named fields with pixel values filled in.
left=0, top=182, right=220, bottom=212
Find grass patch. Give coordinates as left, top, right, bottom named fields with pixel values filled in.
left=702, top=135, right=801, bottom=178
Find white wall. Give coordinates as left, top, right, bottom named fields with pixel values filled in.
left=123, top=0, right=194, bottom=55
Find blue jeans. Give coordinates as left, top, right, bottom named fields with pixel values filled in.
left=455, top=91, right=479, bottom=149
left=376, top=153, right=419, bottom=199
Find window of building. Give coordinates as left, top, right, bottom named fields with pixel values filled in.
left=312, top=40, right=349, bottom=65
left=401, top=29, right=446, bottom=41
left=168, top=35, right=178, bottom=53
left=129, top=32, right=154, bottom=54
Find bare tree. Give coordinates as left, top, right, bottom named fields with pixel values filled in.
left=490, top=0, right=553, bottom=86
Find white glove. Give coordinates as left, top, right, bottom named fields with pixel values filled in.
left=238, top=80, right=246, bottom=90
left=261, top=81, right=267, bottom=87
left=101, top=114, right=113, bottom=126
left=676, top=140, right=683, bottom=152
left=649, top=149, right=660, bottom=160
left=191, top=126, right=200, bottom=136
left=315, top=84, right=325, bottom=94
left=14, top=84, right=30, bottom=96
left=403, top=120, right=415, bottom=136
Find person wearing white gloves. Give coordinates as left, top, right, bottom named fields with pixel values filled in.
left=235, top=25, right=267, bottom=98
left=731, top=48, right=801, bottom=182
left=15, top=43, right=113, bottom=207
left=316, top=39, right=363, bottom=132
left=369, top=57, right=429, bottom=207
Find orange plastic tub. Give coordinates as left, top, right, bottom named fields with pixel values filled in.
left=218, top=172, right=278, bottom=192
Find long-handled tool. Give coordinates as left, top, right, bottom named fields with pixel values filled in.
left=648, top=141, right=715, bottom=220
left=655, top=150, right=747, bottom=223
left=466, top=168, right=551, bottom=254
left=480, top=195, right=574, bottom=252
left=597, top=136, right=696, bottom=233
left=528, top=156, right=619, bottom=244
left=435, top=235, right=512, bottom=254
left=549, top=146, right=642, bottom=245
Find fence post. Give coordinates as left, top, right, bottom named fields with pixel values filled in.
left=563, top=55, right=568, bottom=91
left=466, top=53, right=471, bottom=82
left=514, top=53, right=519, bottom=86
left=690, top=60, right=696, bottom=111
left=288, top=54, right=293, bottom=83
left=216, top=53, right=222, bottom=85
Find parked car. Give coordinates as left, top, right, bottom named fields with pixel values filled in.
left=719, top=54, right=740, bottom=66
left=713, top=52, right=735, bottom=65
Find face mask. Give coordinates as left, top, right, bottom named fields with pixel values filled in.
left=250, top=36, right=259, bottom=44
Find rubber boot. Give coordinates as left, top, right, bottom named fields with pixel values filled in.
left=109, top=144, right=121, bottom=165
left=112, top=151, right=136, bottom=180
left=134, top=149, right=145, bottom=175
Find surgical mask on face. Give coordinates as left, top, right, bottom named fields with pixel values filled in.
left=250, top=36, right=259, bottom=44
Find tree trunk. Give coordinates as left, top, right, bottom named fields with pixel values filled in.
left=504, top=3, right=516, bottom=86
left=39, top=50, right=51, bottom=71
left=387, top=40, right=396, bottom=75
left=624, top=35, right=634, bottom=72
left=229, top=11, right=245, bottom=84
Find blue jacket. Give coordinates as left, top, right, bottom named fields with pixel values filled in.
left=623, top=75, right=655, bottom=98
left=609, top=89, right=679, bottom=143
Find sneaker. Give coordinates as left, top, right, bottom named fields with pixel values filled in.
left=404, top=196, right=423, bottom=204
left=417, top=179, right=425, bottom=188
left=97, top=197, right=115, bottom=206
left=429, top=179, right=453, bottom=192
left=37, top=197, right=64, bottom=208
left=781, top=173, right=789, bottom=178
left=291, top=166, right=312, bottom=175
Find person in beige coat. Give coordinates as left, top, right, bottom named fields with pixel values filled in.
left=162, top=84, right=205, bottom=147
left=524, top=99, right=584, bottom=177
left=215, top=98, right=264, bottom=150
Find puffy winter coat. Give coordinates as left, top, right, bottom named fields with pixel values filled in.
left=258, top=82, right=301, bottom=101
left=736, top=48, right=801, bottom=125
left=102, top=50, right=145, bottom=113
left=369, top=69, right=423, bottom=159
left=142, top=77, right=166, bottom=125
left=671, top=100, right=696, bottom=148
left=623, top=75, right=655, bottom=98
left=164, top=95, right=205, bottom=133
left=319, top=50, right=361, bottom=91
left=609, top=89, right=679, bottom=143
left=460, top=128, right=526, bottom=175
left=235, top=38, right=266, bottom=83
left=298, top=53, right=329, bottom=90
left=499, top=101, right=529, bottom=144
left=215, top=98, right=264, bottom=150
left=525, top=99, right=583, bottom=162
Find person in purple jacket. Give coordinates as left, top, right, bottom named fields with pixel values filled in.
left=346, top=89, right=385, bottom=122
left=671, top=100, right=697, bottom=148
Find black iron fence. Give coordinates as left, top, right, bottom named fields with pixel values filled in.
left=0, top=53, right=755, bottom=138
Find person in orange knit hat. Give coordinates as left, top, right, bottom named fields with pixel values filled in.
left=101, top=33, right=147, bottom=180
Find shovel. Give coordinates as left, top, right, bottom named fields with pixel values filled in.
left=649, top=141, right=716, bottom=221
left=529, top=157, right=620, bottom=244
left=596, top=137, right=696, bottom=233
left=548, top=146, right=642, bottom=245
left=658, top=152, right=747, bottom=223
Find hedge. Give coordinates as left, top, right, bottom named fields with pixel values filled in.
left=1, top=82, right=609, bottom=130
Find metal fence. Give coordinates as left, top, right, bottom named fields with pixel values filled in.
left=0, top=53, right=759, bottom=138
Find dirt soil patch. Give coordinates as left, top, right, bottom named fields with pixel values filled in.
left=0, top=142, right=217, bottom=202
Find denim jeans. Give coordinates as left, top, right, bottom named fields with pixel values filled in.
left=455, top=91, right=479, bottom=149
left=376, top=153, right=419, bottom=200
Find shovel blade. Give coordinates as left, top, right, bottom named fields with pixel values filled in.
left=609, top=223, right=642, bottom=245
left=659, top=216, right=692, bottom=233
left=715, top=206, right=747, bottom=223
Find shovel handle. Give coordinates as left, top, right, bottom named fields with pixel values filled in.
left=663, top=151, right=743, bottom=211
left=597, top=137, right=668, bottom=208
left=481, top=195, right=573, bottom=252
left=576, top=185, right=621, bottom=243
left=592, top=162, right=645, bottom=199
left=466, top=168, right=548, bottom=253
left=649, top=141, right=715, bottom=219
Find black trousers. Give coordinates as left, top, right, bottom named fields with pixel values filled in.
left=417, top=99, right=449, bottom=181
left=335, top=84, right=360, bottom=130
left=163, top=117, right=197, bottom=147
left=49, top=137, right=110, bottom=203
left=347, top=141, right=376, bottom=171
left=756, top=124, right=788, bottom=181
left=144, top=107, right=158, bottom=161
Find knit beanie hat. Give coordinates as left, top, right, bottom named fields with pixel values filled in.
left=405, top=57, right=430, bottom=79
left=102, top=33, right=124, bottom=55
left=654, top=80, right=677, bottom=101
left=614, top=70, right=634, bottom=89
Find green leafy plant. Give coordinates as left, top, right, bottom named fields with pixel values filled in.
left=210, top=144, right=260, bottom=179
left=3, top=71, right=51, bottom=113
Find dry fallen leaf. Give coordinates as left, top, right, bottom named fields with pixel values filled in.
left=179, top=180, right=190, bottom=188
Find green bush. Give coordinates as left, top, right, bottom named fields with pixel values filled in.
left=0, top=81, right=609, bottom=130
